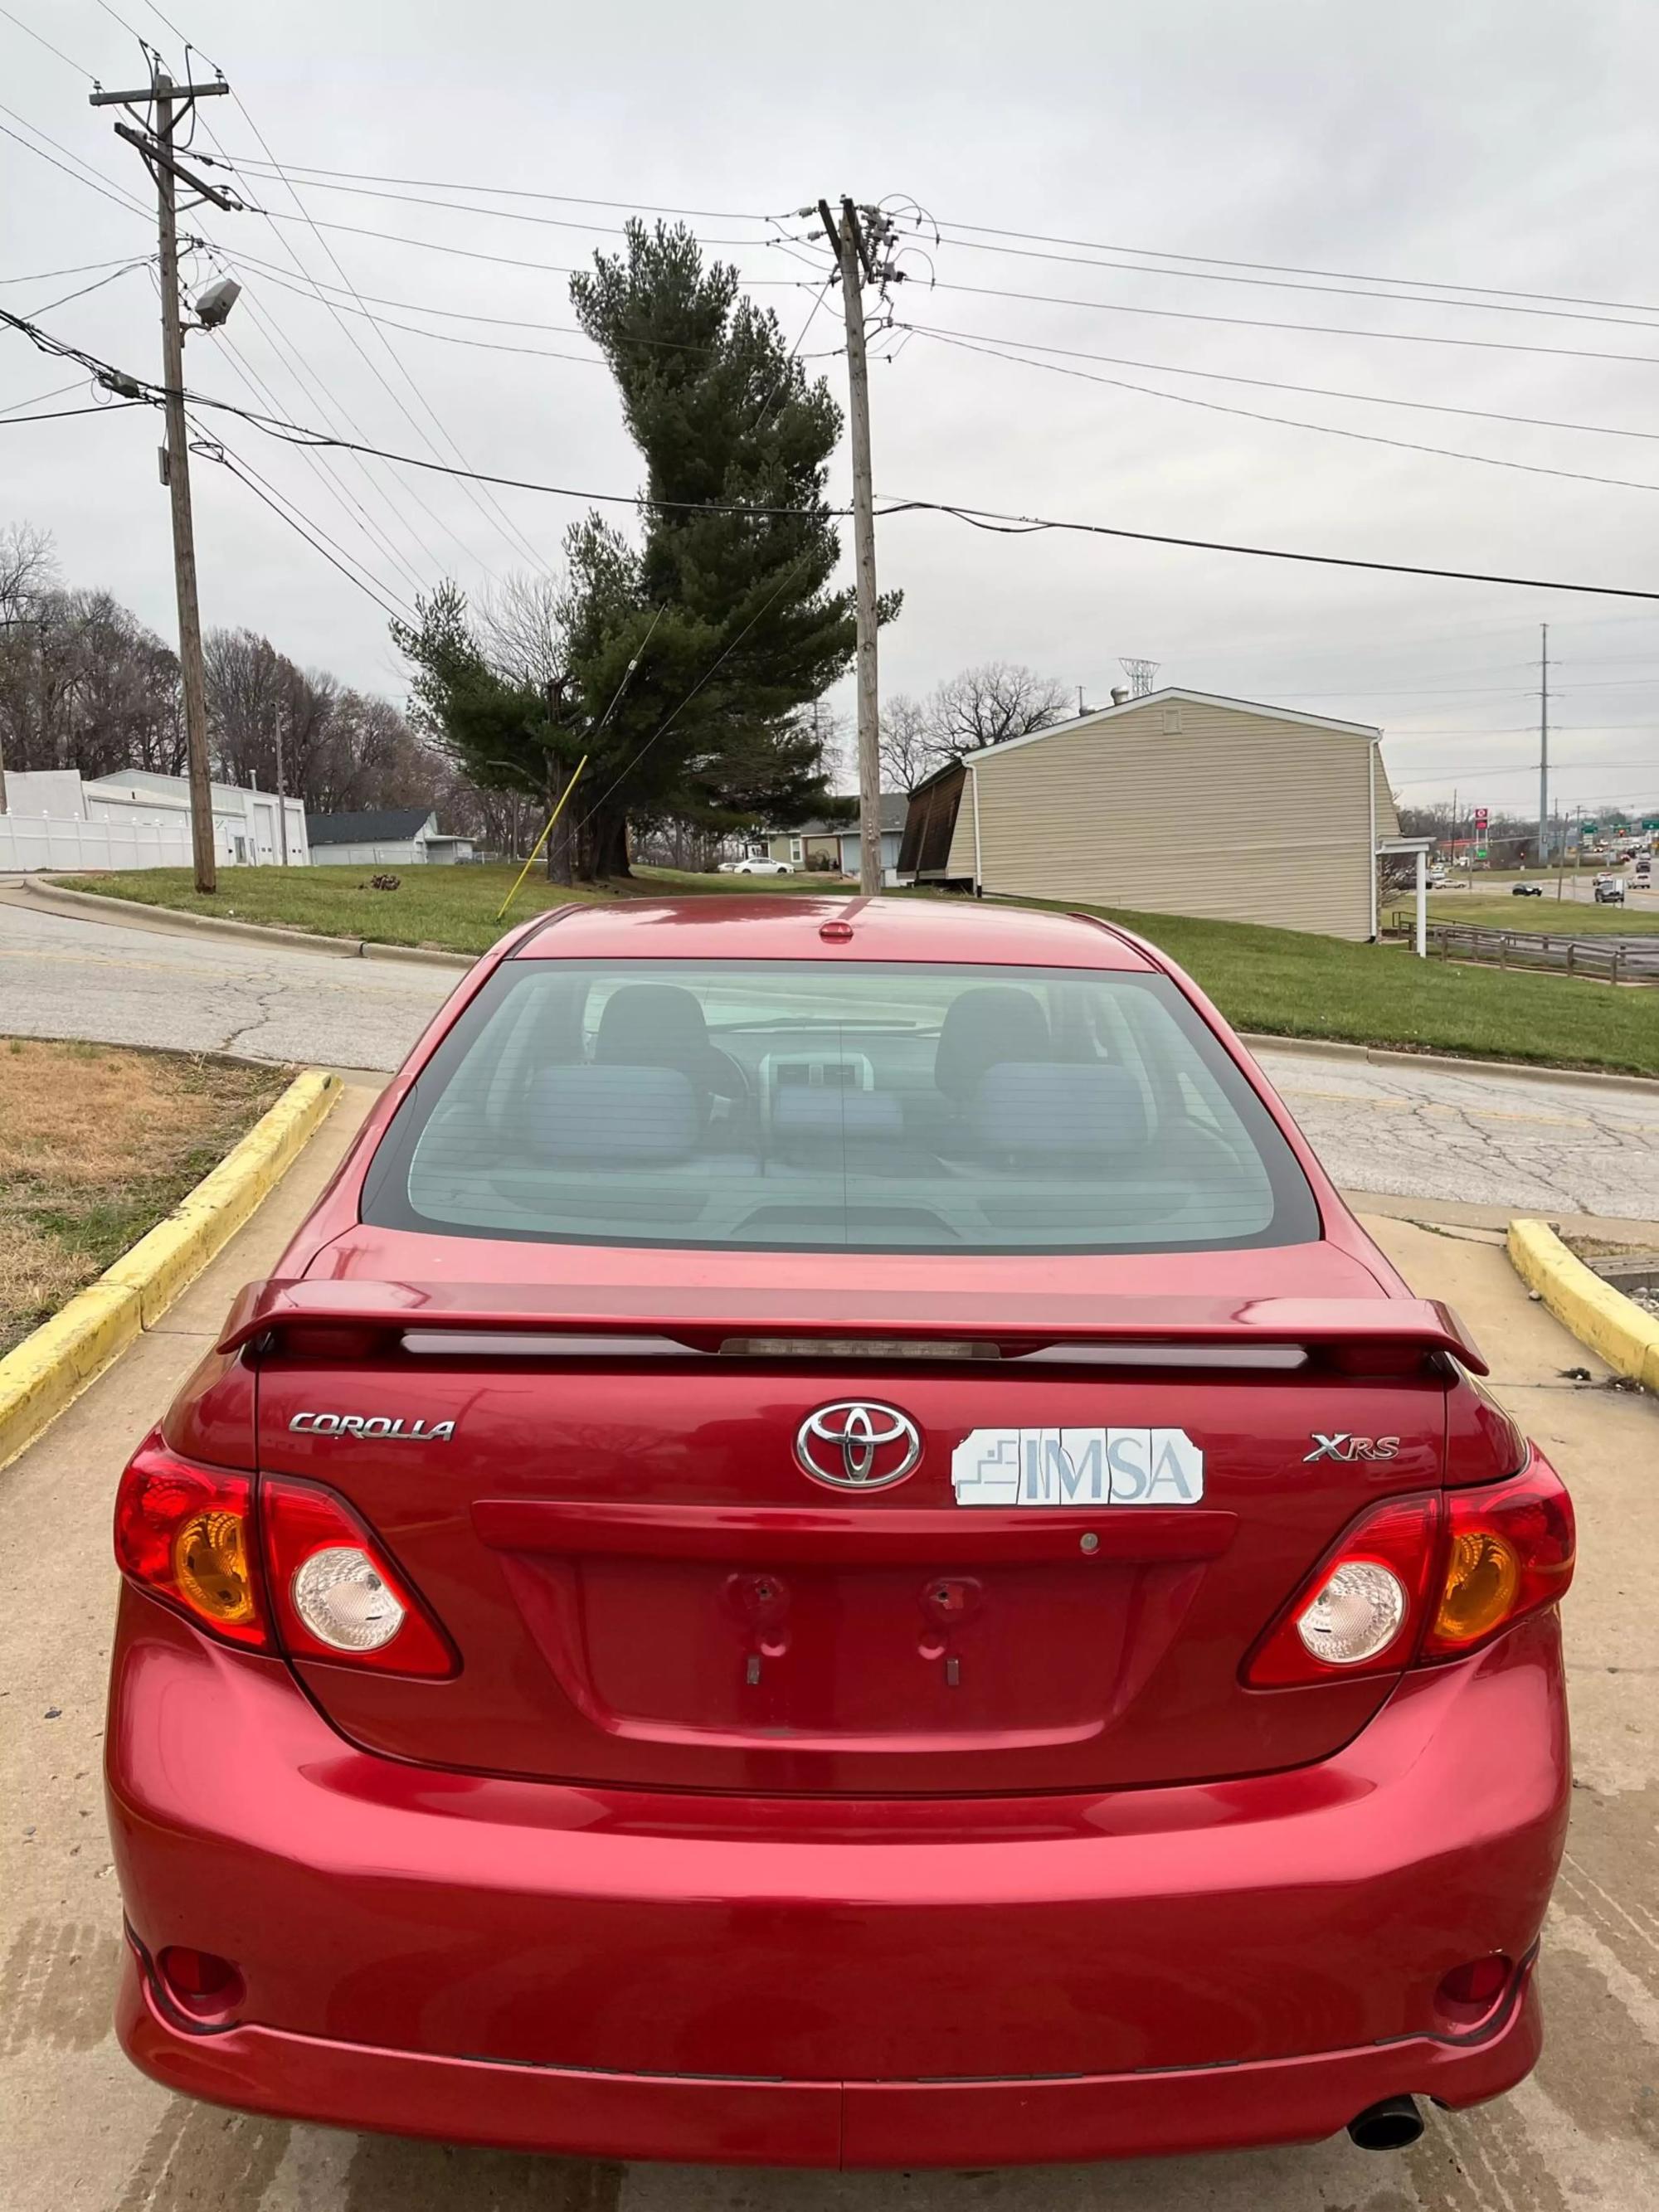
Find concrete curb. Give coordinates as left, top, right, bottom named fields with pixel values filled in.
left=1239, top=1031, right=1659, bottom=1098
left=22, top=877, right=474, bottom=971
left=0, top=1067, right=342, bottom=1470
left=1506, top=1218, right=1659, bottom=1393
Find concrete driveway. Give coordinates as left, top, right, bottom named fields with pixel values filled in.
left=2, top=888, right=1657, bottom=1221
left=0, top=1092, right=1653, bottom=2211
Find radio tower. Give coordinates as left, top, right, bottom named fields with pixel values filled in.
left=1120, top=657, right=1160, bottom=698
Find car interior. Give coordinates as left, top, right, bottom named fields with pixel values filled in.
left=376, top=960, right=1312, bottom=1252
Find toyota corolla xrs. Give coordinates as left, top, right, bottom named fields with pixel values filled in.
left=106, top=895, right=1573, bottom=2168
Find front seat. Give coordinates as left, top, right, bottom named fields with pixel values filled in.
left=594, top=983, right=742, bottom=1125
left=933, top=985, right=1053, bottom=1104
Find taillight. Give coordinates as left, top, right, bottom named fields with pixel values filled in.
left=1422, top=1456, right=1574, bottom=1660
left=1244, top=1492, right=1441, bottom=1685
left=260, top=1475, right=455, bottom=1678
left=1244, top=1452, right=1574, bottom=1687
left=114, top=1435, right=269, bottom=1650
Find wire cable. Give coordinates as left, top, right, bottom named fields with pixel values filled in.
left=930, top=228, right=1659, bottom=333
left=914, top=327, right=1659, bottom=498
left=0, top=109, right=151, bottom=218
left=0, top=374, right=84, bottom=411
left=898, top=317, right=1659, bottom=447
left=908, top=272, right=1659, bottom=372
left=0, top=4, right=95, bottom=76
left=0, top=253, right=147, bottom=285
left=211, top=153, right=774, bottom=226
left=212, top=101, right=547, bottom=573
left=930, top=215, right=1659, bottom=323
left=22, top=259, right=148, bottom=316
left=0, top=396, right=145, bottom=423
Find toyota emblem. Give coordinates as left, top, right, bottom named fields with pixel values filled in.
left=795, top=1402, right=922, bottom=1491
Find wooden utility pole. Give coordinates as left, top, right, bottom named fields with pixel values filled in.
left=1537, top=621, right=1550, bottom=873
left=273, top=699, right=289, bottom=865
left=821, top=197, right=885, bottom=894
left=92, top=67, right=234, bottom=893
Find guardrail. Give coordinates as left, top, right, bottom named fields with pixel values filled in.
left=1384, top=917, right=1659, bottom=982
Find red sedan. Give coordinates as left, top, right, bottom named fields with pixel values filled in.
left=106, top=896, right=1573, bottom=2167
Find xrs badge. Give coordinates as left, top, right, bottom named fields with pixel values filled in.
left=1303, top=1433, right=1401, bottom=1463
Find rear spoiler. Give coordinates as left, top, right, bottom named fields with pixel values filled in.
left=216, top=1279, right=1488, bottom=1374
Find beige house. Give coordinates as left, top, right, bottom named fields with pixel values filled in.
left=900, top=688, right=1399, bottom=941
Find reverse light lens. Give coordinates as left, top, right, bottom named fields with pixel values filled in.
left=1295, top=1560, right=1408, bottom=1666
left=261, top=1474, right=455, bottom=1678
left=291, top=1544, right=407, bottom=1651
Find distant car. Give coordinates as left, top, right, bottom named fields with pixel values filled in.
left=1593, top=877, right=1627, bottom=905
left=1511, top=882, right=1544, bottom=897
left=719, top=857, right=794, bottom=875
left=1426, top=869, right=1448, bottom=889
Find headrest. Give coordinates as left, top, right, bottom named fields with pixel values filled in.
left=595, top=984, right=709, bottom=1068
left=969, top=1062, right=1151, bottom=1159
left=528, top=1065, right=698, bottom=1163
left=933, top=987, right=1051, bottom=1101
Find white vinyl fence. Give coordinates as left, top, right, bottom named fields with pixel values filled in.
left=0, top=814, right=192, bottom=871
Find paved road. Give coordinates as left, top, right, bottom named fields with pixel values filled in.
left=3, top=890, right=1657, bottom=1218
left=1, top=1108, right=1653, bottom=2210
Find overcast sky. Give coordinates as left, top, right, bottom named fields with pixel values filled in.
left=4, top=0, right=1658, bottom=825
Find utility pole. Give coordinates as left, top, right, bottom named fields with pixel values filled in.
left=92, top=66, right=234, bottom=893
left=1537, top=621, right=1550, bottom=871
left=272, top=699, right=289, bottom=865
left=820, top=197, right=893, bottom=895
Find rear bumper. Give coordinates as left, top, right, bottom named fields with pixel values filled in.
left=107, top=1589, right=1569, bottom=2163
left=118, top=1938, right=1540, bottom=2167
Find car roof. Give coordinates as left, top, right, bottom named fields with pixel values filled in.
left=510, top=893, right=1155, bottom=970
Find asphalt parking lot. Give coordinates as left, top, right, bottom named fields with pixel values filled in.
left=0, top=1091, right=1653, bottom=2212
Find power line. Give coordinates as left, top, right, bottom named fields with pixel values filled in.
left=0, top=108, right=151, bottom=217
left=897, top=317, right=1659, bottom=446
left=22, top=259, right=148, bottom=316
left=15, top=301, right=1659, bottom=605
left=930, top=227, right=1659, bottom=333
left=221, top=209, right=803, bottom=285
left=929, top=214, right=1659, bottom=323
left=0, top=253, right=147, bottom=284
left=0, top=374, right=85, bottom=411
left=909, top=272, right=1659, bottom=372
left=213, top=153, right=774, bottom=226
left=0, top=5, right=95, bottom=77
left=0, top=396, right=144, bottom=424
left=187, top=412, right=416, bottom=622
left=914, top=327, right=1659, bottom=499
left=210, top=100, right=547, bottom=574
left=873, top=494, right=1659, bottom=603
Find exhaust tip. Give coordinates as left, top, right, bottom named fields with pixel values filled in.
left=1347, top=2095, right=1424, bottom=2151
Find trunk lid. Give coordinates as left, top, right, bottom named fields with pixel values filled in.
left=246, top=1250, right=1462, bottom=1795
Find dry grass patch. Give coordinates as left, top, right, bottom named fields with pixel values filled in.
left=0, top=1040, right=288, bottom=1354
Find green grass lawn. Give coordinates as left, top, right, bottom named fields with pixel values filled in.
left=55, top=862, right=849, bottom=957
left=53, top=865, right=1659, bottom=1077
left=1385, top=890, right=1659, bottom=936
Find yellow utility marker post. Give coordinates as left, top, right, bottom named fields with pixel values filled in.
left=495, top=756, right=589, bottom=922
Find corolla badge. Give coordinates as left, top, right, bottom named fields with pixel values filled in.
left=289, top=1412, right=455, bottom=1441
left=795, top=1402, right=922, bottom=1490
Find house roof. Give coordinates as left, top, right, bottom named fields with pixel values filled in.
left=305, top=807, right=435, bottom=844
left=771, top=794, right=907, bottom=836
left=958, top=688, right=1382, bottom=770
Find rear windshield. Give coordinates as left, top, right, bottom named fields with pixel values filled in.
left=360, top=960, right=1321, bottom=1254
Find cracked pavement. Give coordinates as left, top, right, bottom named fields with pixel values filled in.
left=2, top=891, right=1656, bottom=1218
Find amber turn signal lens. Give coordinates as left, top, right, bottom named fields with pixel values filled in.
left=1433, top=1528, right=1520, bottom=1647
left=173, top=1509, right=256, bottom=1626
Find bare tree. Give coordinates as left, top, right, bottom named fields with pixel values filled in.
left=0, top=523, right=55, bottom=619
left=879, top=694, right=935, bottom=794
left=0, top=588, right=182, bottom=779
left=923, top=661, right=1072, bottom=758
left=477, top=571, right=566, bottom=692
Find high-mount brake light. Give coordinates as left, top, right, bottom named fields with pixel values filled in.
left=260, top=1475, right=455, bottom=1678
left=114, top=1436, right=269, bottom=1649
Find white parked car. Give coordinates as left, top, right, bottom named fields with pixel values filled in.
left=719, top=856, right=794, bottom=876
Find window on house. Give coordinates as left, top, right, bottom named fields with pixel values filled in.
left=790, top=838, right=804, bottom=862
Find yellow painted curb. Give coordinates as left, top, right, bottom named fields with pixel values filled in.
left=0, top=1067, right=342, bottom=1469
left=1507, top=1217, right=1659, bottom=1395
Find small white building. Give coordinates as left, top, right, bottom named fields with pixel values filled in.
left=1, top=766, right=308, bottom=871
left=305, top=808, right=473, bottom=866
